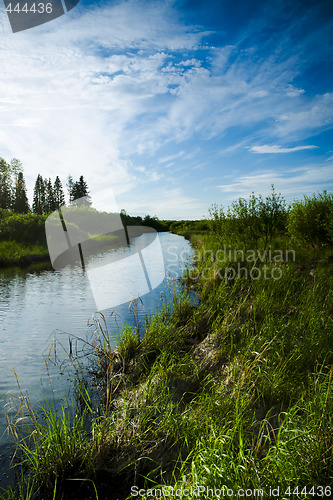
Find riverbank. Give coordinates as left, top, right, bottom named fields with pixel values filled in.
left=2, top=230, right=332, bottom=500
left=0, top=241, right=50, bottom=268
left=0, top=234, right=122, bottom=269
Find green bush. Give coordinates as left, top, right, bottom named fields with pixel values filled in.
left=169, top=219, right=209, bottom=234
left=0, top=212, right=47, bottom=245
left=0, top=208, right=12, bottom=221
left=287, top=191, right=333, bottom=247
left=209, top=186, right=287, bottom=248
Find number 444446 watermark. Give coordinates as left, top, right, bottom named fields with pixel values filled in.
left=3, top=0, right=80, bottom=33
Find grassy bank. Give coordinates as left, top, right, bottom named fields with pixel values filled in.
left=0, top=240, right=50, bottom=267
left=0, top=206, right=169, bottom=269
left=2, top=226, right=332, bottom=499
left=0, top=210, right=49, bottom=267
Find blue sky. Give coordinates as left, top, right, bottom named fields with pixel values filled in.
left=0, top=0, right=332, bottom=219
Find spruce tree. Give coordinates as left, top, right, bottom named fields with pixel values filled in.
left=0, top=157, right=13, bottom=210
left=44, top=177, right=56, bottom=213
left=32, top=174, right=46, bottom=214
left=12, top=171, right=30, bottom=213
left=53, top=176, right=65, bottom=209
left=70, top=175, right=91, bottom=205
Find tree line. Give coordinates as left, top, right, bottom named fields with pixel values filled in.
left=0, top=157, right=91, bottom=215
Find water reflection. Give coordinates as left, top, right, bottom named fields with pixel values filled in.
left=0, top=232, right=193, bottom=488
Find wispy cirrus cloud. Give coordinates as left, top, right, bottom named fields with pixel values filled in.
left=0, top=0, right=332, bottom=218
left=250, top=145, right=318, bottom=154
left=275, top=93, right=333, bottom=138
left=217, top=163, right=333, bottom=200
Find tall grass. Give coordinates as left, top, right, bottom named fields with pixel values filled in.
left=1, top=228, right=332, bottom=499
left=0, top=240, right=48, bottom=261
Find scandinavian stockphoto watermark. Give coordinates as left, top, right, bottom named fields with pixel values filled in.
left=3, top=0, right=80, bottom=33
left=166, top=244, right=296, bottom=282
left=130, top=484, right=331, bottom=498
left=130, top=485, right=265, bottom=498
left=45, top=195, right=165, bottom=311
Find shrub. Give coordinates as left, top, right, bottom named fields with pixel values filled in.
left=209, top=186, right=287, bottom=248
left=0, top=208, right=13, bottom=221
left=287, top=191, right=333, bottom=247
left=0, top=212, right=47, bottom=244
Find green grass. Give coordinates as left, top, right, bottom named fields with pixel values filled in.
left=1, top=231, right=332, bottom=499
left=2, top=371, right=100, bottom=500
left=0, top=240, right=50, bottom=271
left=0, top=234, right=119, bottom=269
left=0, top=240, right=48, bottom=261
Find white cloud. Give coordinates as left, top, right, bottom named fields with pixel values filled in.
left=121, top=187, right=205, bottom=220
left=0, top=1, right=332, bottom=217
left=250, top=145, right=318, bottom=154
left=158, top=151, right=186, bottom=164
left=276, top=93, right=333, bottom=137
left=217, top=163, right=333, bottom=200
left=150, top=171, right=163, bottom=182
left=0, top=3, right=202, bottom=204
left=285, top=85, right=305, bottom=97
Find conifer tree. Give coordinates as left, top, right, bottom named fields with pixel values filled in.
left=32, top=174, right=46, bottom=214
left=70, top=175, right=91, bottom=205
left=0, top=157, right=13, bottom=210
left=44, top=177, right=56, bottom=213
left=12, top=171, right=30, bottom=213
left=53, top=176, right=65, bottom=209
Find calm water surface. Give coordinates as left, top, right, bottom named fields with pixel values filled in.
left=0, top=232, right=192, bottom=487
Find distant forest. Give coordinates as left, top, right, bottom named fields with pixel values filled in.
left=0, top=157, right=180, bottom=242
left=0, top=157, right=92, bottom=215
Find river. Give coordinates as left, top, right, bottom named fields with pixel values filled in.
left=0, top=232, right=193, bottom=488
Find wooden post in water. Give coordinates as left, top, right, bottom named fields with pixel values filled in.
left=78, top=243, right=85, bottom=270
